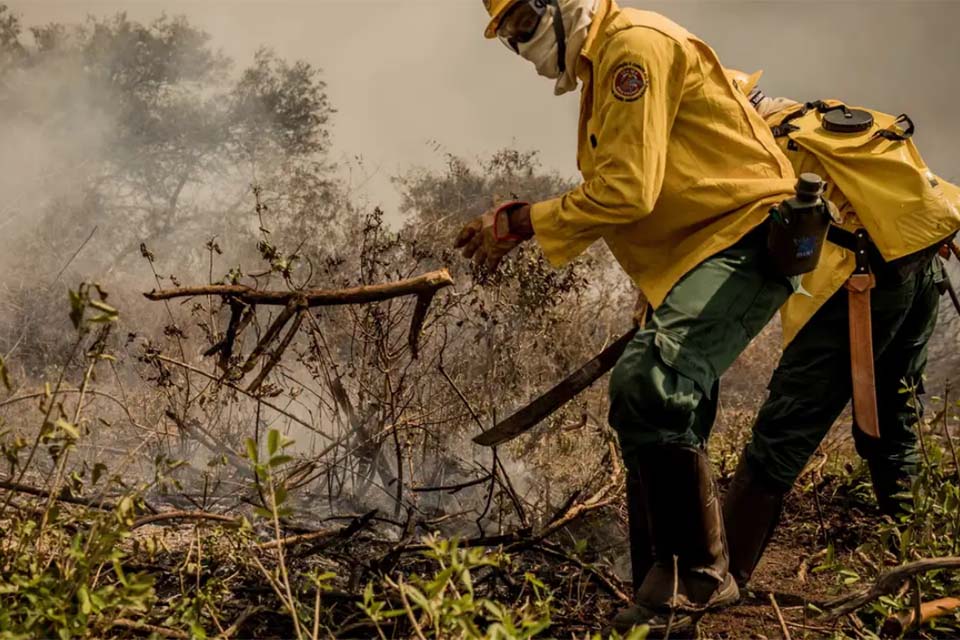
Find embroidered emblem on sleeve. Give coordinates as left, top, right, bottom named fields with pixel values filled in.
left=612, top=62, right=647, bottom=102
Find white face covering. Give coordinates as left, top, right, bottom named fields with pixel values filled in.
left=516, top=0, right=598, bottom=96
left=750, top=89, right=801, bottom=119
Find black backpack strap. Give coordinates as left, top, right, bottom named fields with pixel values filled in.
left=872, top=114, right=915, bottom=141
left=770, top=104, right=810, bottom=138
left=770, top=100, right=843, bottom=138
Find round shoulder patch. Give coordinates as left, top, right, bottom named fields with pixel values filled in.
left=612, top=62, right=647, bottom=102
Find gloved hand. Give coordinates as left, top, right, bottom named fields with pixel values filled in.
left=454, top=201, right=533, bottom=271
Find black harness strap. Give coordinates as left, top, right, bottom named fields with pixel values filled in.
left=771, top=101, right=845, bottom=138
left=548, top=0, right=567, bottom=74
left=873, top=114, right=915, bottom=141
left=827, top=226, right=872, bottom=274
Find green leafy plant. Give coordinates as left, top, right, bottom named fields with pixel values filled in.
left=360, top=536, right=555, bottom=640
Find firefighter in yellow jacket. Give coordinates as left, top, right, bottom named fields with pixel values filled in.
left=722, top=70, right=960, bottom=588
left=456, top=0, right=799, bottom=630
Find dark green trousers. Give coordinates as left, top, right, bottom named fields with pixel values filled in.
left=609, top=229, right=793, bottom=470
left=744, top=258, right=942, bottom=498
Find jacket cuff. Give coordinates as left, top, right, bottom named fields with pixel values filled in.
left=530, top=198, right=593, bottom=267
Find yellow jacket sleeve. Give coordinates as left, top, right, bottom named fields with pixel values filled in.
left=531, top=27, right=686, bottom=266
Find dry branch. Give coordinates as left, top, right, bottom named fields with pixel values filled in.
left=220, top=605, right=267, bottom=639
left=770, top=593, right=793, bottom=640
left=246, top=309, right=305, bottom=393
left=109, top=618, right=190, bottom=639
left=822, top=557, right=960, bottom=619
left=164, top=410, right=252, bottom=476
left=238, top=298, right=302, bottom=376
left=144, top=269, right=454, bottom=307
left=881, top=597, right=960, bottom=637
left=259, top=509, right=378, bottom=554
left=0, top=479, right=117, bottom=511
left=131, top=510, right=241, bottom=530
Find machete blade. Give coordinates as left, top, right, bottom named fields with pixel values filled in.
left=473, top=328, right=638, bottom=447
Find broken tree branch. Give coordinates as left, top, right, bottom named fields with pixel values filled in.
left=132, top=510, right=241, bottom=531
left=238, top=298, right=303, bottom=377
left=246, top=309, right=305, bottom=393
left=284, top=510, right=379, bottom=558
left=881, top=597, right=960, bottom=637
left=144, top=269, right=454, bottom=307
left=0, top=479, right=116, bottom=511
left=822, top=557, right=960, bottom=619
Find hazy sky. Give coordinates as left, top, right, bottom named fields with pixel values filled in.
left=12, top=0, right=960, bottom=214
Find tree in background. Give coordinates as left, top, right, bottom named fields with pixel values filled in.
left=0, top=5, right=340, bottom=368
left=0, top=7, right=337, bottom=272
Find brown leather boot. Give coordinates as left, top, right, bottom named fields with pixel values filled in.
left=722, top=455, right=786, bottom=587
left=609, top=445, right=739, bottom=635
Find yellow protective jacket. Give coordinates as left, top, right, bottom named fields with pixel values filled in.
left=762, top=101, right=960, bottom=343
left=529, top=0, right=796, bottom=308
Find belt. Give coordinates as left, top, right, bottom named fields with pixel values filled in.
left=827, top=226, right=939, bottom=282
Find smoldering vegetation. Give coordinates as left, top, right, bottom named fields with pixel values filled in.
left=1, top=4, right=959, bottom=638
left=0, top=0, right=650, bottom=514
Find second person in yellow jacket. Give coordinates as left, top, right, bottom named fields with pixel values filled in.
left=722, top=70, right=960, bottom=588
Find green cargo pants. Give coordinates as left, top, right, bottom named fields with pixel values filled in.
left=743, top=258, right=942, bottom=503
left=609, top=228, right=794, bottom=470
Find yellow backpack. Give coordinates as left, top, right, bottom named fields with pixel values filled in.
left=767, top=100, right=960, bottom=261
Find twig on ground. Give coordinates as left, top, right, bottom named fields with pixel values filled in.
left=164, top=410, right=251, bottom=476
left=109, top=618, right=190, bottom=639
left=218, top=605, right=266, bottom=639
left=132, top=510, right=241, bottom=531
left=0, top=479, right=116, bottom=511
left=822, top=557, right=960, bottom=619
left=770, top=593, right=792, bottom=640
left=533, top=540, right=631, bottom=604
left=262, top=509, right=378, bottom=555
left=797, top=548, right=829, bottom=584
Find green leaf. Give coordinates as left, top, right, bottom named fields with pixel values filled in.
left=268, top=454, right=292, bottom=468
left=245, top=438, right=258, bottom=464
left=88, top=299, right=118, bottom=316
left=77, top=585, right=92, bottom=615
left=117, top=495, right=136, bottom=526
left=267, top=429, right=279, bottom=456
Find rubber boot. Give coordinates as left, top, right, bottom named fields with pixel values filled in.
left=626, top=470, right=653, bottom=592
left=722, top=455, right=786, bottom=587
left=609, top=445, right=739, bottom=635
left=865, top=460, right=914, bottom=518
left=853, top=426, right=916, bottom=518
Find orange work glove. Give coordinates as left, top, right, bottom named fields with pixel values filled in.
left=454, top=201, right=532, bottom=272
